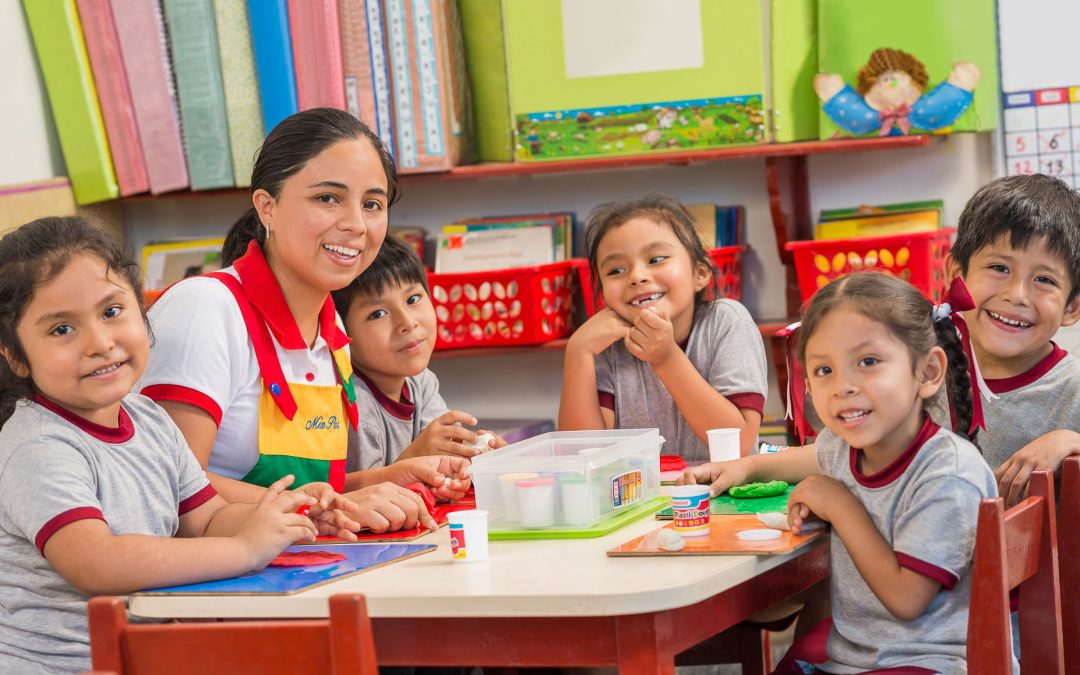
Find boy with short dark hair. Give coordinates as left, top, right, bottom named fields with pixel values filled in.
left=332, top=236, right=503, bottom=471
left=947, top=173, right=1080, bottom=504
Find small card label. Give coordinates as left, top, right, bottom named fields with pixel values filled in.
left=611, top=470, right=643, bottom=509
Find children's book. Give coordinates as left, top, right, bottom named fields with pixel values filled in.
left=247, top=0, right=299, bottom=135
left=109, top=0, right=190, bottom=195
left=22, top=0, right=119, bottom=205
left=815, top=200, right=943, bottom=241
left=458, top=0, right=512, bottom=162
left=162, top=0, right=235, bottom=191
left=212, top=0, right=263, bottom=187
left=339, top=0, right=394, bottom=152
left=434, top=226, right=554, bottom=274
left=445, top=213, right=572, bottom=262
left=135, top=543, right=435, bottom=595
left=0, top=179, right=78, bottom=237
left=817, top=0, right=998, bottom=139
left=287, top=0, right=347, bottom=112
left=141, top=238, right=226, bottom=291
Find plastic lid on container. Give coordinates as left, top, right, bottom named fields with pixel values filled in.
left=498, top=472, right=538, bottom=483
left=669, top=484, right=710, bottom=498
left=447, top=509, right=488, bottom=523
left=515, top=476, right=556, bottom=488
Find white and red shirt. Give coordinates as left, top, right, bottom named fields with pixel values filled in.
left=813, top=417, right=997, bottom=674
left=138, top=245, right=352, bottom=481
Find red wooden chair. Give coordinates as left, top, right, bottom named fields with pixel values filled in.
left=1059, top=457, right=1080, bottom=674
left=968, top=468, right=1064, bottom=674
left=86, top=593, right=377, bottom=675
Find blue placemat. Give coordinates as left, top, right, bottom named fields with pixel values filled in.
left=134, top=543, right=435, bottom=595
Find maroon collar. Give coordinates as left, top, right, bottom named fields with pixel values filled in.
left=31, top=393, right=134, bottom=444
left=985, top=342, right=1067, bottom=394
left=849, top=416, right=939, bottom=488
left=356, top=370, right=415, bottom=421
left=232, top=241, right=351, bottom=351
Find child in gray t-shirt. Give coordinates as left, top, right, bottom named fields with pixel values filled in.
left=682, top=272, right=997, bottom=673
left=560, top=195, right=767, bottom=460
left=333, top=235, right=505, bottom=474
left=0, top=217, right=362, bottom=674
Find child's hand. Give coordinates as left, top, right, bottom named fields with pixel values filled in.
left=995, top=429, right=1080, bottom=507
left=344, top=483, right=439, bottom=533
left=294, top=482, right=365, bottom=539
left=786, top=475, right=851, bottom=532
left=477, top=430, right=508, bottom=450
left=675, top=459, right=751, bottom=498
left=568, top=308, right=631, bottom=356
left=625, top=307, right=676, bottom=366
left=312, top=509, right=363, bottom=540
left=236, top=475, right=319, bottom=569
left=387, top=456, right=472, bottom=501
left=404, top=410, right=483, bottom=458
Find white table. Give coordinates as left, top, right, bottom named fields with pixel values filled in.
left=129, top=516, right=828, bottom=673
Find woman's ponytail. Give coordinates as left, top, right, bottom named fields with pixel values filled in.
left=221, top=207, right=264, bottom=267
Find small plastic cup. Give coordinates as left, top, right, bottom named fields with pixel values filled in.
left=516, top=476, right=556, bottom=528
left=558, top=474, right=593, bottom=525
left=447, top=509, right=489, bottom=562
left=706, top=428, right=741, bottom=463
left=498, top=472, right=538, bottom=523
left=670, top=485, right=711, bottom=537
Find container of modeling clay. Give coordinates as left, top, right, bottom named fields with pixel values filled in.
left=516, top=476, right=556, bottom=528
left=670, top=485, right=711, bottom=537
left=558, top=474, right=592, bottom=525
left=498, top=472, right=538, bottom=523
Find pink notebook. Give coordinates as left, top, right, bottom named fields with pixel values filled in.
left=287, top=0, right=347, bottom=111
left=109, top=0, right=188, bottom=194
left=76, top=0, right=150, bottom=197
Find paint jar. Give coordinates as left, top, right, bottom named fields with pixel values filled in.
left=670, top=485, right=711, bottom=537
left=706, top=428, right=741, bottom=463
left=558, top=474, right=593, bottom=525
left=447, top=509, right=489, bottom=562
left=498, top=472, right=538, bottom=523
left=516, top=476, right=556, bottom=528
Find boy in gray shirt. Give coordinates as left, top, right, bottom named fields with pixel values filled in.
left=333, top=236, right=504, bottom=470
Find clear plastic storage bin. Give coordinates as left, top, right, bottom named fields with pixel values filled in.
left=470, top=429, right=664, bottom=532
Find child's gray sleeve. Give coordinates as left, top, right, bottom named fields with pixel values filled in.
left=703, top=301, right=768, bottom=409
left=891, top=476, right=986, bottom=589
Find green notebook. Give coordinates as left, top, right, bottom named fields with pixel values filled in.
left=489, top=495, right=669, bottom=540
left=459, top=0, right=513, bottom=162
left=656, top=487, right=793, bottom=519
left=23, top=0, right=118, bottom=205
left=817, top=0, right=999, bottom=139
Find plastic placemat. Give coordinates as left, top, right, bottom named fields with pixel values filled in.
left=489, top=495, right=670, bottom=540
left=608, top=516, right=822, bottom=557
left=656, top=486, right=793, bottom=519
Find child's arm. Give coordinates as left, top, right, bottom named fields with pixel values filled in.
left=43, top=476, right=317, bottom=596
left=787, top=476, right=942, bottom=621
left=559, top=308, right=631, bottom=431
left=677, top=444, right=820, bottom=496
left=625, top=307, right=760, bottom=452
left=344, top=455, right=472, bottom=501
left=995, top=429, right=1080, bottom=506
left=396, top=410, right=484, bottom=459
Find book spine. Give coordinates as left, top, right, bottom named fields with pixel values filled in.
left=247, top=0, right=298, bottom=134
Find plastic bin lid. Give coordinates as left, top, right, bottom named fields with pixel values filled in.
left=515, top=476, right=556, bottom=488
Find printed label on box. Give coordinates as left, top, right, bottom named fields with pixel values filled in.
left=449, top=523, right=466, bottom=559
left=611, top=470, right=643, bottom=509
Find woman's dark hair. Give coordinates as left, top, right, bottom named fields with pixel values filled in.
left=795, top=271, right=977, bottom=443
left=221, top=107, right=400, bottom=266
left=332, top=234, right=428, bottom=317
left=0, top=217, right=147, bottom=426
left=583, top=193, right=717, bottom=307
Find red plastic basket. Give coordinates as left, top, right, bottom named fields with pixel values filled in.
left=578, top=245, right=745, bottom=316
left=785, top=229, right=953, bottom=303
left=428, top=260, right=584, bottom=349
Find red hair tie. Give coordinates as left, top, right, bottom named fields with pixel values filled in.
left=933, top=277, right=993, bottom=434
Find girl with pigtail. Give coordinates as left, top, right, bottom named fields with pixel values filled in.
left=680, top=271, right=997, bottom=674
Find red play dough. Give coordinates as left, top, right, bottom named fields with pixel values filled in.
left=269, top=550, right=346, bottom=567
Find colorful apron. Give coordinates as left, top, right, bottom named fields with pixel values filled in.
left=207, top=272, right=358, bottom=492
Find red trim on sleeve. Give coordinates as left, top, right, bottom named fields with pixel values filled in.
left=597, top=390, right=615, bottom=411
left=141, top=384, right=223, bottom=427
left=35, top=507, right=106, bottom=555
left=896, top=551, right=958, bottom=590
left=986, top=342, right=1067, bottom=394
left=726, top=392, right=765, bottom=415
left=178, top=483, right=217, bottom=515
left=31, top=394, right=134, bottom=443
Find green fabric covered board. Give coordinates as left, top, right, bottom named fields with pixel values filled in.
left=657, top=487, right=793, bottom=519
left=817, top=0, right=999, bottom=138
left=489, top=495, right=668, bottom=540
left=770, top=0, right=819, bottom=142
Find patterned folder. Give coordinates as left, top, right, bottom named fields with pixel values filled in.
left=247, top=0, right=299, bottom=134
left=212, top=0, right=263, bottom=186
left=288, top=0, right=347, bottom=111
left=338, top=0, right=394, bottom=151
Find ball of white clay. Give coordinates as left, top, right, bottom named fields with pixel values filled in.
left=756, top=512, right=790, bottom=531
left=466, top=432, right=496, bottom=453
left=657, top=528, right=685, bottom=552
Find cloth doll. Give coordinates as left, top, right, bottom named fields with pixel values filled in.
left=815, top=48, right=981, bottom=137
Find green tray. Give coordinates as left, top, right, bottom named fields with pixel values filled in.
left=656, top=487, right=793, bottom=519
left=489, top=496, right=670, bottom=540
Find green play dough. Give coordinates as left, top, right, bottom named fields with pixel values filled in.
left=728, top=480, right=789, bottom=499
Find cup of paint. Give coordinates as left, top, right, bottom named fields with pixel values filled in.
left=516, top=476, right=557, bottom=528
left=447, top=509, right=489, bottom=562
left=558, top=474, right=593, bottom=525
left=669, top=485, right=711, bottom=537
left=498, top=472, right=538, bottom=523
left=706, top=428, right=741, bottom=463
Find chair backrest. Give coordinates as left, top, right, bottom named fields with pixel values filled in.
left=968, top=468, right=1064, bottom=675
left=1060, top=457, right=1080, bottom=675
left=88, top=593, right=378, bottom=675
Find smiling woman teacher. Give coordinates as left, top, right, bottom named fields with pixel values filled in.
left=138, top=108, right=431, bottom=532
